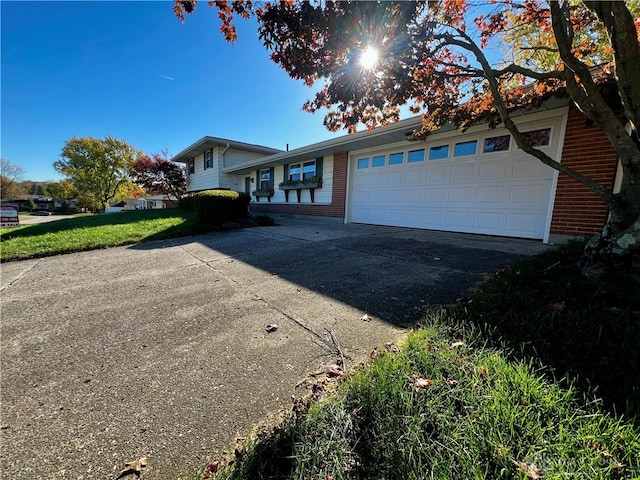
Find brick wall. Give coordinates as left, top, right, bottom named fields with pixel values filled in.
left=550, top=105, right=618, bottom=237
left=251, top=151, right=349, bottom=218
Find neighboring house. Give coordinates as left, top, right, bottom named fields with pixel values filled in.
left=53, top=197, right=78, bottom=211
left=2, top=196, right=55, bottom=211
left=136, top=195, right=178, bottom=210
left=172, top=98, right=619, bottom=244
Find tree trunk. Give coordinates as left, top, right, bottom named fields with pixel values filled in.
left=582, top=160, right=640, bottom=279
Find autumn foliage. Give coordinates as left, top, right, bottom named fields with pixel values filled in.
left=130, top=152, right=187, bottom=201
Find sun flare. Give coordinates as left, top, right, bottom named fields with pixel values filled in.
left=359, top=46, right=379, bottom=70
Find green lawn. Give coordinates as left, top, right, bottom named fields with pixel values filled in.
left=193, top=244, right=640, bottom=480
left=0, top=208, right=212, bottom=261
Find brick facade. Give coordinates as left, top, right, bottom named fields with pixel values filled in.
left=549, top=105, right=618, bottom=237
left=250, top=151, right=349, bottom=218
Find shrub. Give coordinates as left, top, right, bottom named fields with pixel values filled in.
left=178, top=195, right=196, bottom=211
left=192, top=190, right=250, bottom=225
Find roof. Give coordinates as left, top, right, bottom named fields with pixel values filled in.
left=223, top=115, right=427, bottom=175
left=171, top=136, right=282, bottom=164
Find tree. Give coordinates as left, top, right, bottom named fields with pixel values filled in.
left=54, top=136, right=139, bottom=212
left=1, top=158, right=25, bottom=200
left=46, top=179, right=78, bottom=201
left=175, top=0, right=640, bottom=275
left=130, top=152, right=187, bottom=201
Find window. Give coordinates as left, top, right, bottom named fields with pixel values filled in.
left=483, top=135, right=510, bottom=153
left=389, top=152, right=404, bottom=165
left=187, top=158, right=195, bottom=174
left=204, top=149, right=213, bottom=169
left=429, top=145, right=449, bottom=160
left=357, top=157, right=369, bottom=169
left=289, top=160, right=316, bottom=180
left=260, top=169, right=271, bottom=190
left=302, top=161, right=316, bottom=180
left=408, top=149, right=425, bottom=163
left=522, top=128, right=551, bottom=147
left=372, top=155, right=385, bottom=167
left=454, top=140, right=477, bottom=157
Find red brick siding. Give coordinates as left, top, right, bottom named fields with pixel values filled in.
left=250, top=151, right=348, bottom=218
left=550, top=105, right=618, bottom=237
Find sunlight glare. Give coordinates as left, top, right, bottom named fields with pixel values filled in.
left=359, top=46, right=379, bottom=70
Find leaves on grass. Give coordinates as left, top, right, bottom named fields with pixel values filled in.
left=117, top=455, right=148, bottom=478
left=410, top=373, right=433, bottom=391
left=450, top=341, right=466, bottom=349
left=512, top=459, right=544, bottom=479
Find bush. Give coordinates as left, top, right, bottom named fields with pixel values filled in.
left=192, top=190, right=250, bottom=226
left=178, top=195, right=196, bottom=211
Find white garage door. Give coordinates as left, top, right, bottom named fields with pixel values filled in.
left=349, top=124, right=560, bottom=239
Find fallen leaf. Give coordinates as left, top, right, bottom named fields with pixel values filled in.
left=450, top=341, right=466, bottom=349
left=411, top=374, right=433, bottom=390
left=266, top=324, right=278, bottom=333
left=118, top=455, right=148, bottom=478
left=360, top=314, right=371, bottom=322
left=370, top=347, right=378, bottom=358
left=512, top=459, right=544, bottom=479
left=325, top=364, right=344, bottom=377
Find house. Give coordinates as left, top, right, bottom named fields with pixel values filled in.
left=171, top=98, right=619, bottom=244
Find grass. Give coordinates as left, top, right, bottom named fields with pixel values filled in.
left=0, top=208, right=215, bottom=261
left=191, top=244, right=640, bottom=480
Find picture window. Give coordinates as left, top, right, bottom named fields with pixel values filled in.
left=260, top=169, right=271, bottom=190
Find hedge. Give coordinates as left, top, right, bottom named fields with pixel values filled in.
left=192, top=190, right=250, bottom=225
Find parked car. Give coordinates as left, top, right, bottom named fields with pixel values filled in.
left=31, top=210, right=51, bottom=216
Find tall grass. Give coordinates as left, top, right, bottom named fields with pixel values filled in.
left=197, top=319, right=640, bottom=480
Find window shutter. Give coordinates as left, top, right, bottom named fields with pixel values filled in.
left=315, top=157, right=323, bottom=178
left=269, top=167, right=275, bottom=188
left=283, top=164, right=289, bottom=182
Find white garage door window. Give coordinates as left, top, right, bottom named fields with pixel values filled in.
left=349, top=124, right=561, bottom=239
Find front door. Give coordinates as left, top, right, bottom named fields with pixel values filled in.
left=244, top=177, right=251, bottom=194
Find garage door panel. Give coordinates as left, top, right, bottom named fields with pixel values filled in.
left=477, top=186, right=506, bottom=203
left=426, top=166, right=448, bottom=183
left=449, top=187, right=474, bottom=203
left=446, top=211, right=471, bottom=228
left=509, top=184, right=548, bottom=204
left=513, top=157, right=552, bottom=178
left=479, top=161, right=510, bottom=180
left=404, top=189, right=424, bottom=202
left=473, top=212, right=503, bottom=230
left=386, top=170, right=405, bottom=186
left=451, top=164, right=475, bottom=181
left=425, top=188, right=448, bottom=203
left=506, top=213, right=543, bottom=235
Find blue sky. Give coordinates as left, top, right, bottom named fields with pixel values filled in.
left=1, top=1, right=342, bottom=182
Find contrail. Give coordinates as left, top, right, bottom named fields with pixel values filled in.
left=160, top=75, right=175, bottom=81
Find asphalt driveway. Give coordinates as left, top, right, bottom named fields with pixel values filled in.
left=0, top=216, right=550, bottom=478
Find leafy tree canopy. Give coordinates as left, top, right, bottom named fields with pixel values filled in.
left=1, top=158, right=25, bottom=200
left=54, top=136, right=140, bottom=212
left=130, top=151, right=187, bottom=201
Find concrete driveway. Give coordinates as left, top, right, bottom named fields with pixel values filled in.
left=0, top=216, right=550, bottom=479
